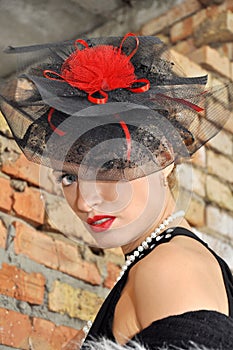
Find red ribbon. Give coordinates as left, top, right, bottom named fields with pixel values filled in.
left=47, top=108, right=66, bottom=136
left=43, top=70, right=65, bottom=82
left=74, top=39, right=89, bottom=49
left=119, top=120, right=131, bottom=161
left=119, top=32, right=139, bottom=60
left=88, top=90, right=108, bottom=104
left=128, top=78, right=150, bottom=93
left=155, top=93, right=204, bottom=112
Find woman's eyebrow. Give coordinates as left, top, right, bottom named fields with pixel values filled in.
left=52, top=169, right=63, bottom=175
left=52, top=169, right=78, bottom=176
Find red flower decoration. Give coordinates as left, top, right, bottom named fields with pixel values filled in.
left=62, top=45, right=135, bottom=93
left=44, top=33, right=150, bottom=104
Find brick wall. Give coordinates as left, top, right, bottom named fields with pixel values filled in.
left=0, top=0, right=233, bottom=349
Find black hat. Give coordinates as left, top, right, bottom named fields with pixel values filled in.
left=0, top=33, right=232, bottom=180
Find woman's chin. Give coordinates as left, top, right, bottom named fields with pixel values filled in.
left=90, top=238, right=122, bottom=250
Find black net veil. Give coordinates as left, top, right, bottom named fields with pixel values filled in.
left=0, top=34, right=232, bottom=246
left=0, top=34, right=232, bottom=177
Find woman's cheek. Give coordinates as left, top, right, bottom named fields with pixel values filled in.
left=62, top=183, right=78, bottom=211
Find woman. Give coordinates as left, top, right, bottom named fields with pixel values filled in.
left=1, top=33, right=233, bottom=350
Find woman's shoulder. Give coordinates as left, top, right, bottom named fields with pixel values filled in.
left=130, top=234, right=229, bottom=329
left=133, top=233, right=207, bottom=283
left=133, top=229, right=224, bottom=280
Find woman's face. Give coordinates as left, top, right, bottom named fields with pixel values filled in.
left=54, top=170, right=168, bottom=249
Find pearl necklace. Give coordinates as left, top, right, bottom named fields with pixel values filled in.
left=116, top=210, right=184, bottom=282
left=82, top=210, right=185, bottom=339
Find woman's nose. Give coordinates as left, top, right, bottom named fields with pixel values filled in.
left=75, top=182, right=101, bottom=212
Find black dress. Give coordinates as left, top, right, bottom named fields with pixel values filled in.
left=82, top=228, right=233, bottom=349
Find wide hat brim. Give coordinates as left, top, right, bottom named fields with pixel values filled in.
left=0, top=34, right=232, bottom=180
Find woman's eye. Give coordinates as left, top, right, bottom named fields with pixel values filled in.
left=60, top=174, right=77, bottom=186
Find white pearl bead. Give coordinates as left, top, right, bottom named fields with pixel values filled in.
left=87, top=320, right=92, bottom=328
left=134, top=250, right=140, bottom=257
left=138, top=246, right=144, bottom=252
left=83, top=326, right=89, bottom=334
left=142, top=241, right=149, bottom=249
left=125, top=260, right=131, bottom=266
left=159, top=223, right=165, bottom=230
left=146, top=237, right=152, bottom=243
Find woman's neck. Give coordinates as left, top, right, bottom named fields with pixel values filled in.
left=121, top=189, right=190, bottom=255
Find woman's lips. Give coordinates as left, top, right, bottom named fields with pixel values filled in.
left=87, top=215, right=116, bottom=233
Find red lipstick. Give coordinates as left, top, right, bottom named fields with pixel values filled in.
left=87, top=215, right=116, bottom=233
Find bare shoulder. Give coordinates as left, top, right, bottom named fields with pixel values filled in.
left=132, top=238, right=227, bottom=329
left=133, top=241, right=196, bottom=300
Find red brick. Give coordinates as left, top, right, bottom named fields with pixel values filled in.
left=190, top=46, right=231, bottom=79
left=30, top=318, right=55, bottom=350
left=51, top=325, right=81, bottom=350
left=13, top=221, right=102, bottom=285
left=0, top=309, right=79, bottom=350
left=30, top=318, right=79, bottom=350
left=104, top=262, right=121, bottom=289
left=2, top=151, right=64, bottom=195
left=0, top=220, right=7, bottom=248
left=170, top=17, right=193, bottom=43
left=13, top=186, right=45, bottom=225
left=0, top=263, right=45, bottom=304
left=56, top=239, right=101, bottom=285
left=0, top=308, right=31, bottom=349
left=0, top=177, right=13, bottom=212
left=140, top=0, right=201, bottom=35
left=2, top=153, right=40, bottom=187
left=14, top=221, right=59, bottom=269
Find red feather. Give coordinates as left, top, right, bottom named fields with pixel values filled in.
left=61, top=45, right=136, bottom=94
